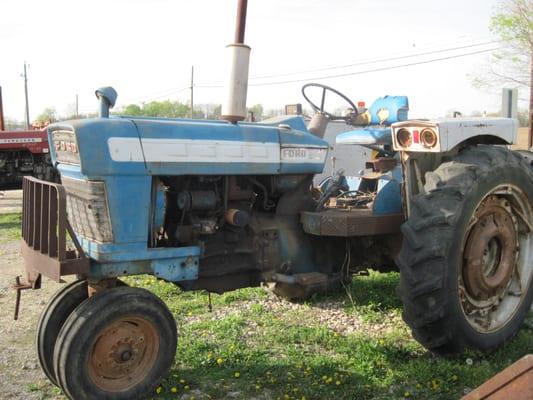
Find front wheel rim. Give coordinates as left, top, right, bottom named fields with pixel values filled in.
left=460, top=185, right=533, bottom=333
left=87, top=315, right=160, bottom=392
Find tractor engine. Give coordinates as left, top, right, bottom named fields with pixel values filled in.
left=151, top=173, right=316, bottom=292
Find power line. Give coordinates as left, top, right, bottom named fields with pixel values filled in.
left=251, top=40, right=498, bottom=80
left=126, top=41, right=499, bottom=102
left=195, top=47, right=499, bottom=88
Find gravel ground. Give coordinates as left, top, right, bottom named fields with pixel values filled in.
left=0, top=190, right=64, bottom=399
left=0, top=240, right=65, bottom=399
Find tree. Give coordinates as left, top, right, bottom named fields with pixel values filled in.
left=473, top=0, right=533, bottom=141
left=247, top=104, right=264, bottom=121
left=34, top=107, right=57, bottom=125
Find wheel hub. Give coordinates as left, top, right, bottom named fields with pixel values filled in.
left=458, top=187, right=533, bottom=334
left=88, top=316, right=159, bottom=392
left=463, top=197, right=517, bottom=300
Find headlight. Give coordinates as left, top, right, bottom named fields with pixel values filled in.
left=396, top=128, right=412, bottom=147
left=420, top=128, right=438, bottom=148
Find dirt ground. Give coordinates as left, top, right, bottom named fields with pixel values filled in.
left=0, top=190, right=64, bottom=399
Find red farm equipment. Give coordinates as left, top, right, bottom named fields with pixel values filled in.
left=0, top=87, right=56, bottom=189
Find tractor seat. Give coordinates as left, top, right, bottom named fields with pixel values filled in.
left=336, top=96, right=409, bottom=146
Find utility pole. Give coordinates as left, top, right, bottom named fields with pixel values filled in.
left=22, top=62, right=30, bottom=129
left=190, top=66, right=194, bottom=119
left=0, top=86, right=5, bottom=131
left=75, top=94, right=79, bottom=118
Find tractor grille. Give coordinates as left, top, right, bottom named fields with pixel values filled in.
left=50, top=128, right=80, bottom=165
left=61, top=176, right=114, bottom=243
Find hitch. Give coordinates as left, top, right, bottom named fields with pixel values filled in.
left=12, top=275, right=35, bottom=320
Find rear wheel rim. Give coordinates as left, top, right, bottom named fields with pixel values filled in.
left=460, top=185, right=533, bottom=333
left=87, top=315, right=160, bottom=392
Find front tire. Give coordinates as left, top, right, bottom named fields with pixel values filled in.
left=53, top=286, right=177, bottom=400
left=36, top=280, right=88, bottom=386
left=397, top=146, right=533, bottom=353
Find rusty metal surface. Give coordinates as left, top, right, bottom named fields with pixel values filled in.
left=463, top=197, right=516, bottom=300
left=365, top=157, right=397, bottom=173
left=21, top=176, right=89, bottom=283
left=12, top=276, right=32, bottom=320
left=88, top=316, right=160, bottom=392
left=462, top=355, right=533, bottom=400
left=234, top=0, right=248, bottom=43
left=301, top=209, right=404, bottom=237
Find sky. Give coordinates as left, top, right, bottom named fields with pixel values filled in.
left=0, top=0, right=522, bottom=123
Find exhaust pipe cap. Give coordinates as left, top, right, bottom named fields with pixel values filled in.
left=95, top=87, right=118, bottom=118
left=95, top=87, right=117, bottom=108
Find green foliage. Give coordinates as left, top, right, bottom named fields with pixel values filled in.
left=120, top=100, right=220, bottom=119
left=472, top=0, right=533, bottom=92
left=247, top=104, right=264, bottom=120
left=490, top=0, right=533, bottom=52
left=34, top=107, right=57, bottom=125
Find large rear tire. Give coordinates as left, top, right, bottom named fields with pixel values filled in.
left=53, top=286, right=177, bottom=400
left=397, top=145, right=533, bottom=353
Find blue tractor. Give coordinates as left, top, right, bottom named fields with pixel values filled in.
left=15, top=2, right=533, bottom=399
left=17, top=80, right=409, bottom=399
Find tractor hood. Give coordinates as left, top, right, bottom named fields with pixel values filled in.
left=48, top=116, right=329, bottom=177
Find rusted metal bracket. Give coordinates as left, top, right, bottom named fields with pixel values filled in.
left=13, top=276, right=34, bottom=320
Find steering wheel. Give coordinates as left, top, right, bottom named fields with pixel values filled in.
left=301, top=83, right=358, bottom=121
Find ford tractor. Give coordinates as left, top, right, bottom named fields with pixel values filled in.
left=13, top=1, right=533, bottom=399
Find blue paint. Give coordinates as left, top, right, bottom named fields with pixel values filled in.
left=368, top=96, right=409, bottom=125
left=373, top=168, right=403, bottom=215
left=336, top=128, right=392, bottom=146
left=152, top=257, right=198, bottom=281
left=88, top=253, right=199, bottom=282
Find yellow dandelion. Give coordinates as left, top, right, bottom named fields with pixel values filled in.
left=322, top=375, right=328, bottom=381
left=156, top=386, right=162, bottom=394
left=234, top=372, right=240, bottom=378
left=326, top=377, right=333, bottom=384
left=404, top=391, right=411, bottom=398
left=171, top=387, right=177, bottom=393
left=184, top=385, right=190, bottom=390
left=187, top=311, right=193, bottom=316
left=336, top=380, right=341, bottom=386
left=179, top=379, right=186, bottom=384
left=255, top=384, right=261, bottom=390
left=216, top=358, right=224, bottom=365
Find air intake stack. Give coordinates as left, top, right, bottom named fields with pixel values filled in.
left=221, top=0, right=251, bottom=123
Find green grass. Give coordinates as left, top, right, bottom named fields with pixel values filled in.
left=0, top=212, right=22, bottom=243
left=121, top=273, right=533, bottom=400
left=3, top=213, right=531, bottom=399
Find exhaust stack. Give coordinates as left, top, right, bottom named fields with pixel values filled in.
left=95, top=87, right=118, bottom=118
left=221, top=0, right=251, bottom=123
